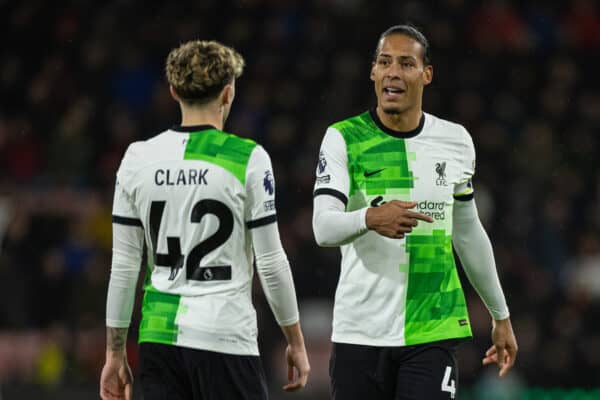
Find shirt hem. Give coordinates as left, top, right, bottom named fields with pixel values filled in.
left=332, top=332, right=473, bottom=347
left=106, top=320, right=131, bottom=328
left=277, top=316, right=300, bottom=327
left=138, top=337, right=260, bottom=356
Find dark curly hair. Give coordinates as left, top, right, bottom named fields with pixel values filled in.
left=166, top=40, right=245, bottom=104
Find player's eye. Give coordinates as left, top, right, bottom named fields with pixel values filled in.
left=402, top=62, right=414, bottom=68
left=378, top=59, right=390, bottom=66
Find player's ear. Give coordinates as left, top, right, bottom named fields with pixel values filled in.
left=370, top=62, right=376, bottom=82
left=422, top=64, right=433, bottom=86
left=169, top=85, right=181, bottom=101
left=221, top=81, right=235, bottom=106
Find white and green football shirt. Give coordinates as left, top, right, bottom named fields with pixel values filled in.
left=110, top=124, right=280, bottom=355
left=314, top=110, right=475, bottom=347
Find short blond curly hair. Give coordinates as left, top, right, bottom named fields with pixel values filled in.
left=166, top=40, right=244, bottom=104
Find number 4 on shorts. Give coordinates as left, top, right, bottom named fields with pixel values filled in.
left=441, top=366, right=456, bottom=399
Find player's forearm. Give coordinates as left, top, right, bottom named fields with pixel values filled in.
left=256, top=250, right=300, bottom=326
left=106, top=224, right=143, bottom=327
left=106, top=285, right=138, bottom=327
left=312, top=195, right=368, bottom=247
left=453, top=200, right=509, bottom=320
left=106, top=259, right=140, bottom=327
left=252, top=223, right=300, bottom=325
left=106, top=327, right=128, bottom=356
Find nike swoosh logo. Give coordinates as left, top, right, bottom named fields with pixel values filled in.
left=363, top=168, right=385, bottom=178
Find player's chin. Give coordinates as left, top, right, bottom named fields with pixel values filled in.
left=381, top=105, right=402, bottom=115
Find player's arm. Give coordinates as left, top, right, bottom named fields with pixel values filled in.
left=101, top=157, right=143, bottom=400
left=314, top=195, right=433, bottom=245
left=313, top=195, right=368, bottom=246
left=312, top=128, right=432, bottom=246
left=452, top=197, right=517, bottom=377
left=105, top=217, right=144, bottom=350
left=245, top=146, right=310, bottom=391
left=251, top=222, right=310, bottom=391
left=452, top=131, right=517, bottom=377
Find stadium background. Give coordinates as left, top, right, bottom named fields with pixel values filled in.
left=1, top=0, right=599, bottom=399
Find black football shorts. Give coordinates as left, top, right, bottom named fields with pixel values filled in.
left=139, top=342, right=269, bottom=400
left=330, top=339, right=461, bottom=400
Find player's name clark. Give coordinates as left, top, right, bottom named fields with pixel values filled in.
left=154, top=168, right=209, bottom=186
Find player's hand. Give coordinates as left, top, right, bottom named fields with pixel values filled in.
left=283, top=344, right=310, bottom=392
left=100, top=353, right=133, bottom=400
left=366, top=200, right=434, bottom=238
left=482, top=318, right=518, bottom=378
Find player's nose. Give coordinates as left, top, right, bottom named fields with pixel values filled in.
left=386, top=61, right=403, bottom=78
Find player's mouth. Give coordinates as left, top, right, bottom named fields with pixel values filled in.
left=383, top=86, right=405, bottom=100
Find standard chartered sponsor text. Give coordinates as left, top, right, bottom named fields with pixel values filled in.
left=416, top=200, right=447, bottom=220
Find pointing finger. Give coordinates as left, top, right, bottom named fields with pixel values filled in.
left=404, top=211, right=434, bottom=223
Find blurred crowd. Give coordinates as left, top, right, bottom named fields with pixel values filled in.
left=1, top=0, right=600, bottom=398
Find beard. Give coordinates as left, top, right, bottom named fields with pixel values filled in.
left=382, top=106, right=402, bottom=115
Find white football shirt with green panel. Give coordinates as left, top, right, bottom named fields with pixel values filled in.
left=112, top=124, right=277, bottom=355
left=314, top=110, right=475, bottom=347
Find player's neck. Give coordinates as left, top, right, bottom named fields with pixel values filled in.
left=179, top=105, right=223, bottom=130
left=376, top=106, right=423, bottom=132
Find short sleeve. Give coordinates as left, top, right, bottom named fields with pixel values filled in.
left=313, top=127, right=350, bottom=206
left=245, top=145, right=277, bottom=229
left=453, top=127, right=476, bottom=202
